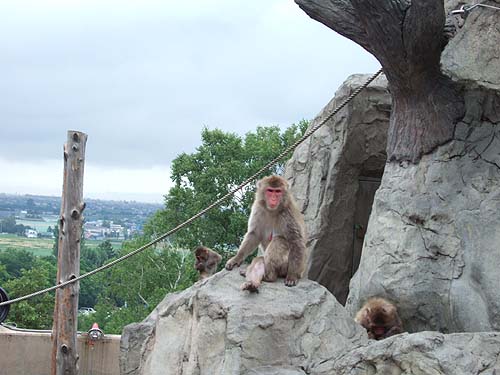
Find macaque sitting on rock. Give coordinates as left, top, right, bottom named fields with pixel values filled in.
left=355, top=297, right=404, bottom=340
left=225, top=175, right=307, bottom=292
left=194, top=246, right=222, bottom=280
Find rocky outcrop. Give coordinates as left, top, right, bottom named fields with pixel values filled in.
left=285, top=74, right=390, bottom=304
left=344, top=1, right=500, bottom=333
left=120, top=270, right=500, bottom=375
left=346, top=89, right=500, bottom=333
left=324, top=331, right=500, bottom=375
left=120, top=270, right=368, bottom=375
left=283, top=0, right=500, bottom=333
left=442, top=0, right=500, bottom=91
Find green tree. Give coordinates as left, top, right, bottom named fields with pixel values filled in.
left=4, top=258, right=56, bottom=329
left=97, top=240, right=115, bottom=261
left=0, top=263, right=8, bottom=284
left=0, top=216, right=17, bottom=233
left=77, top=237, right=198, bottom=334
left=81, top=121, right=308, bottom=334
left=0, top=216, right=31, bottom=235
left=0, top=249, right=36, bottom=279
left=144, top=122, right=308, bottom=253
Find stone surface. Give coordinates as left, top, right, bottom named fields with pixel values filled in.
left=346, top=88, right=500, bottom=333
left=322, top=331, right=500, bottom=375
left=285, top=73, right=390, bottom=304
left=120, top=270, right=368, bottom=375
left=442, top=0, right=500, bottom=91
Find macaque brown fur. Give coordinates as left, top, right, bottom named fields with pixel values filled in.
left=354, top=297, right=403, bottom=340
left=225, top=175, right=307, bottom=292
left=194, top=246, right=222, bottom=280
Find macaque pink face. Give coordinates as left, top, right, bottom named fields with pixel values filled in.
left=265, top=187, right=283, bottom=210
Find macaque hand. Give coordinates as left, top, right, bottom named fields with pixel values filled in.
left=225, top=257, right=241, bottom=270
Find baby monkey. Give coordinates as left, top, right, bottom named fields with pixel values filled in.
left=194, top=246, right=222, bottom=280
left=355, top=297, right=403, bottom=340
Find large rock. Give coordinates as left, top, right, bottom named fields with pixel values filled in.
left=442, top=0, right=500, bottom=91
left=120, top=270, right=500, bottom=375
left=285, top=74, right=390, bottom=304
left=344, top=1, right=500, bottom=333
left=346, top=88, right=500, bottom=333
left=120, top=270, right=368, bottom=375
left=283, top=0, right=500, bottom=333
left=321, top=331, right=500, bottom=375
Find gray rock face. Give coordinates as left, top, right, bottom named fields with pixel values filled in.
left=285, top=74, right=391, bottom=304
left=120, top=270, right=500, bottom=375
left=324, top=331, right=500, bottom=375
left=120, top=270, right=368, bottom=375
left=346, top=88, right=500, bottom=333
left=342, top=2, right=500, bottom=333
left=284, top=0, right=500, bottom=334
left=442, top=0, right=500, bottom=91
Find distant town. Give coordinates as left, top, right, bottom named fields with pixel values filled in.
left=0, top=193, right=163, bottom=240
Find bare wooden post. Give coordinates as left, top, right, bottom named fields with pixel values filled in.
left=51, top=130, right=87, bottom=375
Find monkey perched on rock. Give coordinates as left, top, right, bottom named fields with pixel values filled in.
left=355, top=297, right=403, bottom=340
left=194, top=246, right=222, bottom=280
left=225, top=175, right=307, bottom=292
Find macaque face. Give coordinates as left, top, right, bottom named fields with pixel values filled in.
left=265, top=187, right=283, bottom=210
left=195, top=254, right=207, bottom=271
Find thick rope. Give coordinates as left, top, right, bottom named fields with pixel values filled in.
left=0, top=68, right=383, bottom=308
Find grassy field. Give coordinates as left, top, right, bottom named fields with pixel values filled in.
left=0, top=234, right=53, bottom=256
left=0, top=234, right=122, bottom=257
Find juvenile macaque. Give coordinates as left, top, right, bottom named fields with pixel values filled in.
left=354, top=297, right=403, bottom=340
left=194, top=246, right=222, bottom=280
left=225, top=175, right=307, bottom=292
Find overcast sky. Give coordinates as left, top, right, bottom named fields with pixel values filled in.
left=0, top=0, right=380, bottom=203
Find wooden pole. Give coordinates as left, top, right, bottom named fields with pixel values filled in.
left=51, top=131, right=87, bottom=375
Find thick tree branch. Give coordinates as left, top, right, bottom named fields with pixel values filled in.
left=295, top=0, right=465, bottom=162
left=295, top=0, right=370, bottom=51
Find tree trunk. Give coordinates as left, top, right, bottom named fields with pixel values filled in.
left=51, top=130, right=87, bottom=375
left=295, top=0, right=464, bottom=162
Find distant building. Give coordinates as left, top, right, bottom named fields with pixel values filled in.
left=25, top=229, right=38, bottom=238
left=84, top=221, right=125, bottom=239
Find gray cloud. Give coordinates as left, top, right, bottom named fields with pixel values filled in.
left=0, top=0, right=380, bottom=169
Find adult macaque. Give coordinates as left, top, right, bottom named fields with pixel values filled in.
left=194, top=246, right=222, bottom=280
left=225, top=175, right=307, bottom=292
left=354, top=297, right=403, bottom=340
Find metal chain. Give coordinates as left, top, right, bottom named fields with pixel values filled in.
left=451, top=1, right=500, bottom=16
left=0, top=68, right=383, bottom=308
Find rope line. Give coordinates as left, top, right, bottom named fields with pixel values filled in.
left=0, top=68, right=383, bottom=308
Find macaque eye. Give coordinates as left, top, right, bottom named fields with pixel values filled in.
left=266, top=188, right=282, bottom=194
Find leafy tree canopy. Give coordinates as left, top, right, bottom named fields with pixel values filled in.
left=0, top=248, right=36, bottom=279
left=144, top=122, right=308, bottom=254
left=3, top=258, right=56, bottom=329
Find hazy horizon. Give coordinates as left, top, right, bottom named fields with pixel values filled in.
left=0, top=190, right=164, bottom=205
left=0, top=1, right=380, bottom=203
